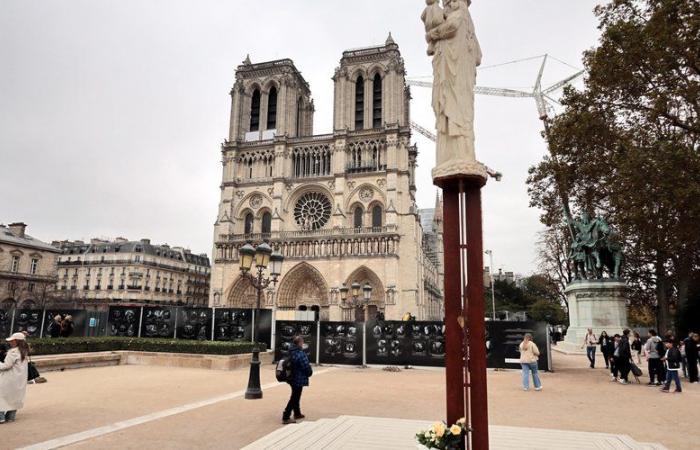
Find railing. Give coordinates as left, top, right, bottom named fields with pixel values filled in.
left=220, top=225, right=397, bottom=243
left=346, top=162, right=387, bottom=174
left=215, top=225, right=400, bottom=263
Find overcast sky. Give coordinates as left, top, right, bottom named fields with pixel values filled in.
left=0, top=0, right=603, bottom=274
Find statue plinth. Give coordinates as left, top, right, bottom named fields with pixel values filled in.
left=432, top=159, right=488, bottom=187
left=559, top=279, right=628, bottom=352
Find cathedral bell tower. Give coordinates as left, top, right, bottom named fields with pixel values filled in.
left=228, top=56, right=315, bottom=142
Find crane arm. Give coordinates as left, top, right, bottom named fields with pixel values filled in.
left=543, top=70, right=585, bottom=95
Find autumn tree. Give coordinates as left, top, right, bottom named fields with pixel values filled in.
left=528, top=0, right=700, bottom=333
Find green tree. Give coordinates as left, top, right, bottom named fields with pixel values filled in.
left=528, top=0, right=700, bottom=333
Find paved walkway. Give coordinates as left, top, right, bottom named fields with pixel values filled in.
left=243, top=416, right=667, bottom=450
left=1, top=352, right=697, bottom=449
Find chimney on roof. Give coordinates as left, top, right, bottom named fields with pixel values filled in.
left=115, top=237, right=128, bottom=243
left=8, top=222, right=27, bottom=238
left=140, top=239, right=151, bottom=245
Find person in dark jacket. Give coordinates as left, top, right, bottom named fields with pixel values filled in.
left=47, top=315, right=62, bottom=338
left=599, top=331, right=612, bottom=369
left=661, top=339, right=682, bottom=393
left=682, top=332, right=699, bottom=383
left=282, top=335, right=313, bottom=424
left=615, top=329, right=632, bottom=384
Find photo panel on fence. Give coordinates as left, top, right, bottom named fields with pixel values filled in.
left=365, top=320, right=410, bottom=366
left=43, top=310, right=87, bottom=338
left=140, top=306, right=176, bottom=338
left=486, top=321, right=550, bottom=371
left=405, top=321, right=445, bottom=366
left=213, top=309, right=253, bottom=342
left=107, top=306, right=141, bottom=337
left=176, top=308, right=212, bottom=340
left=12, top=310, right=43, bottom=337
left=256, top=309, right=273, bottom=348
left=274, top=320, right=317, bottom=362
left=319, top=321, right=363, bottom=365
left=0, top=309, right=11, bottom=338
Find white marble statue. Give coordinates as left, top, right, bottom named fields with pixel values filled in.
left=425, top=0, right=486, bottom=182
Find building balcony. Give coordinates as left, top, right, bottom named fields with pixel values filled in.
left=215, top=225, right=400, bottom=263
left=0, top=270, right=58, bottom=284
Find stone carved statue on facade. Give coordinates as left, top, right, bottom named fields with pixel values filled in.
left=566, top=211, right=624, bottom=280
left=425, top=0, right=487, bottom=182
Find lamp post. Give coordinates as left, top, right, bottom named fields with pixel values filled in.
left=238, top=242, right=283, bottom=400
left=339, top=281, right=372, bottom=321
left=485, top=250, right=496, bottom=321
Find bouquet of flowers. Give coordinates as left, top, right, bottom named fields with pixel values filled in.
left=415, top=418, right=467, bottom=449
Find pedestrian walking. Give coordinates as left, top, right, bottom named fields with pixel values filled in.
left=609, top=334, right=621, bottom=381
left=581, top=328, right=597, bottom=369
left=47, top=315, right=62, bottom=338
left=683, top=332, right=699, bottom=384
left=0, top=333, right=29, bottom=424
left=644, top=329, right=664, bottom=386
left=599, top=331, right=612, bottom=369
left=519, top=333, right=542, bottom=391
left=631, top=331, right=642, bottom=364
left=615, top=329, right=632, bottom=385
left=282, top=335, right=313, bottom=424
left=660, top=338, right=682, bottom=393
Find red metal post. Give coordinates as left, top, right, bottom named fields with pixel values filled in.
left=441, top=184, right=466, bottom=427
left=464, top=180, right=489, bottom=450
left=438, top=176, right=489, bottom=450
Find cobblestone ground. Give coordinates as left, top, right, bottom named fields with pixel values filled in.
left=3, top=352, right=697, bottom=450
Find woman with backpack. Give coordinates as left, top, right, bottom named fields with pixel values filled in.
left=0, top=333, right=29, bottom=424
left=519, top=333, right=542, bottom=391
left=281, top=335, right=313, bottom=424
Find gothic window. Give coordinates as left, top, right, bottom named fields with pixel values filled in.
left=267, top=87, right=278, bottom=130
left=292, top=145, right=331, bottom=178
left=244, top=213, right=254, bottom=234
left=261, top=212, right=272, bottom=234
left=354, top=206, right=364, bottom=228
left=346, top=139, right=387, bottom=173
left=355, top=76, right=364, bottom=130
left=247, top=158, right=253, bottom=178
left=294, top=192, right=332, bottom=230
left=296, top=97, right=303, bottom=136
left=372, top=73, right=382, bottom=128
left=250, top=89, right=261, bottom=132
left=372, top=205, right=383, bottom=228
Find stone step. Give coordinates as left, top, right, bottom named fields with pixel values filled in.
left=243, top=416, right=668, bottom=450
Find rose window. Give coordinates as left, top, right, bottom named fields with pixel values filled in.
left=294, top=192, right=332, bottom=230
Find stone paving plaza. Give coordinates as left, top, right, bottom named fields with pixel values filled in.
left=4, top=352, right=696, bottom=450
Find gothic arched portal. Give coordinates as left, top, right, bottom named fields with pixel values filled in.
left=226, top=276, right=258, bottom=308
left=276, top=262, right=330, bottom=310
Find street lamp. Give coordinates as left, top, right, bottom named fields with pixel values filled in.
left=341, top=280, right=373, bottom=321
left=485, top=250, right=496, bottom=321
left=239, top=242, right=283, bottom=400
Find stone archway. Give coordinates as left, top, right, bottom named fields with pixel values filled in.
left=226, top=276, right=257, bottom=308
left=276, top=262, right=329, bottom=312
left=343, top=266, right=385, bottom=321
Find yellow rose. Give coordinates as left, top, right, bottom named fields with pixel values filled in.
left=433, top=422, right=446, bottom=438
left=450, top=425, right=461, bottom=436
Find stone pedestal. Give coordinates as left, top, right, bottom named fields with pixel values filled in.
left=560, top=280, right=628, bottom=352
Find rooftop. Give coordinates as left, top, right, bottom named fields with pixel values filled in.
left=0, top=223, right=61, bottom=253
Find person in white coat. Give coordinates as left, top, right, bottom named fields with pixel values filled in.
left=0, top=333, right=29, bottom=424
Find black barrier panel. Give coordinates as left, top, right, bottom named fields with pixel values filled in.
left=405, top=322, right=445, bottom=367
left=0, top=309, right=11, bottom=338
left=140, top=307, right=176, bottom=338
left=275, top=321, right=317, bottom=362
left=486, top=321, right=550, bottom=371
left=366, top=320, right=410, bottom=366
left=319, top=321, right=363, bottom=365
left=107, top=306, right=141, bottom=337
left=13, top=310, right=43, bottom=337
left=213, top=309, right=252, bottom=341
left=176, top=308, right=212, bottom=340
left=256, top=309, right=272, bottom=348
left=43, top=310, right=88, bottom=338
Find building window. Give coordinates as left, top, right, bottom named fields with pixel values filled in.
left=28, top=282, right=35, bottom=292
left=244, top=213, right=254, bottom=235
left=372, top=205, right=383, bottom=228
left=267, top=87, right=277, bottom=130
left=354, top=207, right=364, bottom=228
left=296, top=97, right=303, bottom=136
left=250, top=89, right=261, bottom=132
left=372, top=73, right=382, bottom=128
left=30, top=258, right=39, bottom=274
left=261, top=212, right=272, bottom=234
left=134, top=255, right=141, bottom=263
left=10, top=255, right=20, bottom=273
left=355, top=76, right=364, bottom=130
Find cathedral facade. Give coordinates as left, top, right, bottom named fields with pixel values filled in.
left=210, top=36, right=443, bottom=321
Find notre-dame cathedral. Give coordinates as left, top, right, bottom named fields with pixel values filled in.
left=209, top=35, right=443, bottom=321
